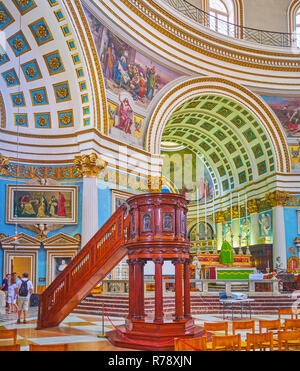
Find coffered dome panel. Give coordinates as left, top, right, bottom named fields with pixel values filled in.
left=0, top=0, right=98, bottom=137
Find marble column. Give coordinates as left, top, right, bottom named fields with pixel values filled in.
left=215, top=211, right=225, bottom=250
left=266, top=191, right=290, bottom=270
left=248, top=199, right=261, bottom=246
left=74, top=153, right=107, bottom=247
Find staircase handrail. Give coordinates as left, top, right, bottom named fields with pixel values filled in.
left=37, top=203, right=129, bottom=329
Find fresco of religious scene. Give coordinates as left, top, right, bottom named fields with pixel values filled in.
left=262, top=96, right=300, bottom=138
left=84, top=7, right=181, bottom=111
left=108, top=96, right=145, bottom=139
left=290, top=144, right=300, bottom=171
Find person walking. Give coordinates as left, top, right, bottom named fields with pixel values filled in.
left=15, top=273, right=33, bottom=324
left=7, top=277, right=18, bottom=314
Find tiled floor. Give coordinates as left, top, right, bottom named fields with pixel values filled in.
left=0, top=306, right=294, bottom=351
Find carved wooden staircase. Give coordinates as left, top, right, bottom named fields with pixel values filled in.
left=37, top=205, right=129, bottom=329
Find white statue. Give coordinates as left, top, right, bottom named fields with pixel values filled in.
left=192, top=256, right=201, bottom=281
left=225, top=224, right=232, bottom=242
left=241, top=218, right=249, bottom=242
left=259, top=213, right=271, bottom=237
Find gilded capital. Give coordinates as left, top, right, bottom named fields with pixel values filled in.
left=231, top=205, right=239, bottom=219
left=265, top=190, right=290, bottom=207
left=215, top=210, right=226, bottom=223
left=0, top=154, right=10, bottom=176
left=74, top=153, right=107, bottom=178
left=248, top=198, right=261, bottom=214
left=147, top=175, right=163, bottom=193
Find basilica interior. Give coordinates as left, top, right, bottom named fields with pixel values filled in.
left=0, top=0, right=300, bottom=352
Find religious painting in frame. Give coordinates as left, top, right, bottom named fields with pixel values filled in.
left=111, top=189, right=135, bottom=213
left=6, top=185, right=78, bottom=225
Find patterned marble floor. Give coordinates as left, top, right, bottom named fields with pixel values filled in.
left=0, top=306, right=292, bottom=351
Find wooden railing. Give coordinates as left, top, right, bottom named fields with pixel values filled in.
left=37, top=204, right=130, bottom=329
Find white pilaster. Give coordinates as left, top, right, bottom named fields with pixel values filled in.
left=82, top=177, right=99, bottom=247
left=272, top=206, right=287, bottom=270
left=250, top=213, right=260, bottom=245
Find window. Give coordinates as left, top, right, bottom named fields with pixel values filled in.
left=208, top=0, right=230, bottom=35
left=288, top=0, right=300, bottom=47
left=296, top=8, right=300, bottom=46
left=205, top=0, right=242, bottom=38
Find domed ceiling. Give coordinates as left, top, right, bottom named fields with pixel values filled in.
left=162, top=94, right=276, bottom=196
left=0, top=0, right=94, bottom=135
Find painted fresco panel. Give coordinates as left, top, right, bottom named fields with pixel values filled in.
left=84, top=7, right=181, bottom=111
left=262, top=96, right=300, bottom=138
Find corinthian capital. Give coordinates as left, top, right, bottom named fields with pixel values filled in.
left=265, top=190, right=290, bottom=207
left=74, top=153, right=107, bottom=178
left=0, top=154, right=10, bottom=176
left=146, top=175, right=163, bottom=193
left=248, top=198, right=261, bottom=214
left=215, top=210, right=226, bottom=223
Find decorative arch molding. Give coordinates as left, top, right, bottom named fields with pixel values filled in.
left=0, top=90, right=6, bottom=129
left=63, top=0, right=108, bottom=134
left=146, top=76, right=291, bottom=174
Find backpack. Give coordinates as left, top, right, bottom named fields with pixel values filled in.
left=18, top=280, right=29, bottom=297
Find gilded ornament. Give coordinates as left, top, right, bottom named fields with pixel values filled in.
left=146, top=175, right=162, bottom=193
left=0, top=11, right=7, bottom=23
left=74, top=153, right=107, bottom=178
left=13, top=38, right=24, bottom=51
left=57, top=87, right=68, bottom=99
left=26, top=66, right=36, bottom=77
left=16, top=116, right=25, bottom=126
left=247, top=198, right=261, bottom=214
left=38, top=117, right=48, bottom=127
left=6, top=74, right=15, bottom=84
left=49, top=57, right=60, bottom=70
left=17, top=0, right=30, bottom=7
left=13, top=96, right=22, bottom=105
left=0, top=154, right=9, bottom=176
left=36, top=25, right=48, bottom=39
left=61, top=114, right=71, bottom=125
left=215, top=210, right=226, bottom=223
left=265, top=190, right=290, bottom=207
left=34, top=92, right=44, bottom=103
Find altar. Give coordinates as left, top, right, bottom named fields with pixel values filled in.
left=191, top=252, right=255, bottom=281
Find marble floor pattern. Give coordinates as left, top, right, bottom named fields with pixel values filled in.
left=0, top=306, right=294, bottom=351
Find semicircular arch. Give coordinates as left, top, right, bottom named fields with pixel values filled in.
left=146, top=76, right=291, bottom=175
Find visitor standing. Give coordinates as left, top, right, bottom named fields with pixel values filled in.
left=15, top=273, right=33, bottom=324
left=1, top=274, right=10, bottom=298
left=7, top=278, right=18, bottom=314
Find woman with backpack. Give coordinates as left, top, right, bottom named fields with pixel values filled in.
left=15, top=273, right=33, bottom=324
